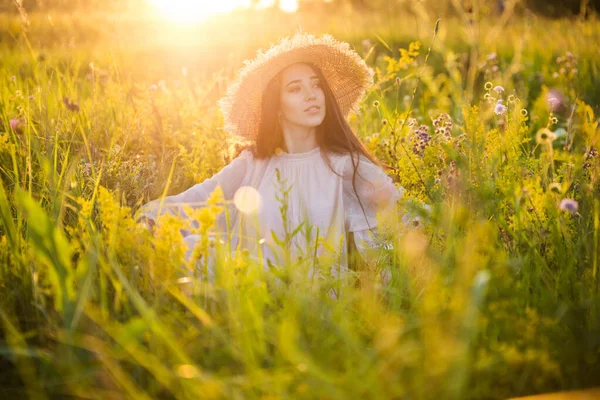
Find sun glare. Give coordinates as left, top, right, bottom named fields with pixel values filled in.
left=148, top=0, right=251, bottom=23
left=149, top=0, right=298, bottom=23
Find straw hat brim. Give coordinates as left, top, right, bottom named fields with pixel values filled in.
left=218, top=33, right=374, bottom=140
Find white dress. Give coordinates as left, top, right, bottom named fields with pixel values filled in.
left=137, top=147, right=403, bottom=280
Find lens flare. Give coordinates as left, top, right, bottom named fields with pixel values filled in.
left=234, top=186, right=262, bottom=214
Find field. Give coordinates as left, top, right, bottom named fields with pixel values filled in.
left=1, top=2, right=600, bottom=399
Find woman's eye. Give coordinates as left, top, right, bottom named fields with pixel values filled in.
left=290, top=87, right=300, bottom=92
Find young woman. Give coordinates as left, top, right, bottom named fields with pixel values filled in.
left=136, top=33, right=403, bottom=281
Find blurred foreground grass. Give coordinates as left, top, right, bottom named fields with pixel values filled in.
left=0, top=6, right=599, bottom=399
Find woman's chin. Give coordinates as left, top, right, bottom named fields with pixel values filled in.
left=301, top=115, right=326, bottom=127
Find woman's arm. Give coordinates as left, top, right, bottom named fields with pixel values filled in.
left=135, top=150, right=252, bottom=229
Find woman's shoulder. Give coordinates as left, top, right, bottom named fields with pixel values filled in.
left=326, top=150, right=381, bottom=176
left=324, top=149, right=355, bottom=172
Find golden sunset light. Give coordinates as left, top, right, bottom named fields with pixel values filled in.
left=147, top=0, right=298, bottom=23
left=3, top=0, right=599, bottom=398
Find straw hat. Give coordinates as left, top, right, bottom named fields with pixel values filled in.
left=218, top=32, right=374, bottom=140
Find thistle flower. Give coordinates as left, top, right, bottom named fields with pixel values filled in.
left=547, top=97, right=560, bottom=111
left=433, top=113, right=453, bottom=138
left=9, top=118, right=24, bottom=133
left=558, top=199, right=578, bottom=214
left=412, top=125, right=431, bottom=156
left=494, top=99, right=507, bottom=115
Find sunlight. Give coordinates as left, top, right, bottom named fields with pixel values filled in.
left=148, top=0, right=298, bottom=23
left=148, top=0, right=252, bottom=23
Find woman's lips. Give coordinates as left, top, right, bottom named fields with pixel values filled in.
left=305, top=106, right=321, bottom=113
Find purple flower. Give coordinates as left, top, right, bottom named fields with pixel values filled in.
left=493, top=85, right=505, bottom=93
left=546, top=89, right=564, bottom=111
left=494, top=99, right=507, bottom=115
left=9, top=118, right=24, bottom=132
left=559, top=198, right=578, bottom=214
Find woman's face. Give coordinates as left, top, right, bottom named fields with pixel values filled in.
left=279, top=63, right=326, bottom=129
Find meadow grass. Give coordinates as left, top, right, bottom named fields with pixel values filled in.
left=0, top=6, right=599, bottom=399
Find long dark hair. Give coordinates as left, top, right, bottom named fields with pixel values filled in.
left=235, top=62, right=386, bottom=242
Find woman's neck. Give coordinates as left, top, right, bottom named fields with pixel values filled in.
left=282, top=125, right=318, bottom=154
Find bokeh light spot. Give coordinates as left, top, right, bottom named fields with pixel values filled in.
left=234, top=186, right=262, bottom=214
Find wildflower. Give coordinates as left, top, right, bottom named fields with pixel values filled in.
left=433, top=113, right=453, bottom=129
left=583, top=147, right=598, bottom=171
left=9, top=118, right=24, bottom=133
left=487, top=52, right=497, bottom=61
left=10, top=75, right=16, bottom=82
left=485, top=82, right=493, bottom=90
left=63, top=96, right=80, bottom=112
left=548, top=182, right=562, bottom=194
left=412, top=125, right=431, bottom=156
left=150, top=84, right=158, bottom=91
left=558, top=199, right=578, bottom=214
left=493, top=85, right=505, bottom=93
left=28, top=95, right=34, bottom=101
left=381, top=119, right=388, bottom=126
left=494, top=99, right=507, bottom=115
left=536, top=128, right=556, bottom=145
left=373, top=100, right=380, bottom=107
left=548, top=98, right=560, bottom=111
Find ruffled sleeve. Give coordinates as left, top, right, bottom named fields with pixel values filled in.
left=341, top=154, right=402, bottom=266
left=136, top=149, right=252, bottom=230
left=342, top=154, right=402, bottom=232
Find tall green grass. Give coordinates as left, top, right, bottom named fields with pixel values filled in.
left=0, top=6, right=599, bottom=399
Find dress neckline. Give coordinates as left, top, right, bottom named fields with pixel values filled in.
left=278, top=146, right=321, bottom=161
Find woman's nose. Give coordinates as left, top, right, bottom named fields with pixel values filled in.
left=305, top=89, right=316, bottom=101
